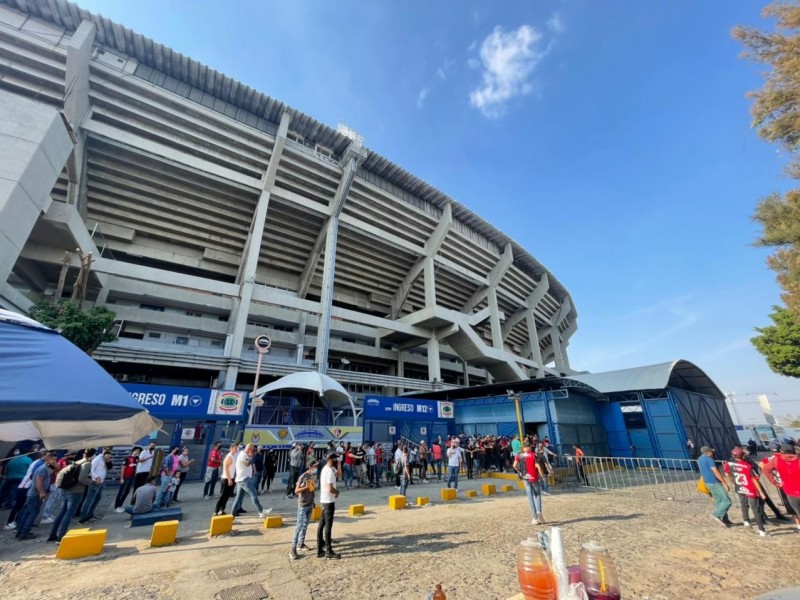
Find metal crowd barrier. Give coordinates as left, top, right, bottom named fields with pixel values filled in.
left=561, top=455, right=788, bottom=508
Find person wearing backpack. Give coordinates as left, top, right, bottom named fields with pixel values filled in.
left=46, top=449, right=94, bottom=543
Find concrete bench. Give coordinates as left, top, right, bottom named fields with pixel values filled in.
left=56, top=528, right=106, bottom=559
left=150, top=520, right=179, bottom=547
left=500, top=484, right=514, bottom=493
left=464, top=490, right=478, bottom=498
left=130, top=506, right=183, bottom=528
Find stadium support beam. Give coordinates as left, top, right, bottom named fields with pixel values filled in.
left=315, top=142, right=368, bottom=375
left=501, top=273, right=550, bottom=340
left=388, top=203, right=452, bottom=319
left=463, top=243, right=513, bottom=313
left=550, top=296, right=573, bottom=373
left=64, top=20, right=95, bottom=215
left=223, top=111, right=291, bottom=388
left=297, top=143, right=363, bottom=299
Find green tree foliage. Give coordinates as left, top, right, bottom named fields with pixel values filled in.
left=29, top=300, right=117, bottom=355
left=734, top=3, right=800, bottom=314
left=752, top=305, right=800, bottom=377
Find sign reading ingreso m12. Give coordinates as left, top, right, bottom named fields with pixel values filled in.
left=363, top=396, right=454, bottom=421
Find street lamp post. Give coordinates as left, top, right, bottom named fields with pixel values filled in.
left=248, top=335, right=271, bottom=425
left=507, top=389, right=525, bottom=442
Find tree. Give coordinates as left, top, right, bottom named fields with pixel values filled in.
left=29, top=300, right=117, bottom=355
left=734, top=3, right=800, bottom=314
left=752, top=305, right=800, bottom=377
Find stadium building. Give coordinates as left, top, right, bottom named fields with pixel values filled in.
left=0, top=1, right=740, bottom=463
left=0, top=0, right=579, bottom=402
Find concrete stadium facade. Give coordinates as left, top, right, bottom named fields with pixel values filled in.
left=0, top=0, right=578, bottom=398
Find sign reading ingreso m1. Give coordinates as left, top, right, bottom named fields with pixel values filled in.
left=123, top=384, right=247, bottom=419
left=363, top=396, right=454, bottom=421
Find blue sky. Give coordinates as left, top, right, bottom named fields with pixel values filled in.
left=77, top=0, right=800, bottom=423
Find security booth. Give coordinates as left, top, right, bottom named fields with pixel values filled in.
left=362, top=395, right=456, bottom=446
left=123, top=383, right=247, bottom=480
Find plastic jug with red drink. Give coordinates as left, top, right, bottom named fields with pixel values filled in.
left=579, top=541, right=621, bottom=600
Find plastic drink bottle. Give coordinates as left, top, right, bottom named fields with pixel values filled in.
left=516, top=538, right=558, bottom=600
left=432, top=583, right=446, bottom=600
left=579, top=541, right=622, bottom=600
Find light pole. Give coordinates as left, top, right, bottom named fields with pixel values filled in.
left=248, top=335, right=271, bottom=425
left=507, top=389, right=525, bottom=442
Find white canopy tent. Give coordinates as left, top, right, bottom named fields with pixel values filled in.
left=254, top=371, right=358, bottom=426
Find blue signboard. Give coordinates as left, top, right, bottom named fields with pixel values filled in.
left=122, top=384, right=236, bottom=420
left=363, top=395, right=453, bottom=421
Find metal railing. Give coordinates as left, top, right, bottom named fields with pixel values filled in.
left=560, top=455, right=788, bottom=509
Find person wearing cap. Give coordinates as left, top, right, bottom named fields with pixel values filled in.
left=290, top=456, right=319, bottom=560
left=762, top=443, right=800, bottom=533
left=757, top=441, right=792, bottom=521
left=286, top=443, right=303, bottom=499
left=723, top=447, right=769, bottom=536
left=317, top=452, right=341, bottom=559
left=698, top=445, right=732, bottom=526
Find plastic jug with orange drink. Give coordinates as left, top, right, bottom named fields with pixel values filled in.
left=516, top=537, right=558, bottom=600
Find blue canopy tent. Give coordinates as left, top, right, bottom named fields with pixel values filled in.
left=0, top=309, right=162, bottom=449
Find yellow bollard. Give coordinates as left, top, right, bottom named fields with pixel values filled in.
left=150, top=520, right=179, bottom=547
left=209, top=514, right=234, bottom=537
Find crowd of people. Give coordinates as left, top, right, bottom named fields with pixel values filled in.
left=698, top=438, right=800, bottom=537
left=0, top=442, right=205, bottom=543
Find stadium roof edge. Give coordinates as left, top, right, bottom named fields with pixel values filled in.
left=405, top=359, right=724, bottom=401
left=3, top=0, right=573, bottom=306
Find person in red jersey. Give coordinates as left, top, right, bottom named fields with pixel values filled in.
left=762, top=443, right=800, bottom=534
left=723, top=447, right=769, bottom=537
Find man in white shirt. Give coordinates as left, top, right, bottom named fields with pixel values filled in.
left=231, top=444, right=272, bottom=519
left=80, top=448, right=111, bottom=523
left=316, top=452, right=340, bottom=559
left=134, top=441, right=157, bottom=491
left=366, top=443, right=377, bottom=487
left=446, top=439, right=464, bottom=490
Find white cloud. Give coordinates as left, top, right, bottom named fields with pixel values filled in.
left=436, top=58, right=456, bottom=80
left=546, top=13, right=564, bottom=34
left=469, top=25, right=546, bottom=118
left=416, top=87, right=429, bottom=109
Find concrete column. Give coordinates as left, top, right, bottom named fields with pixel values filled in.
left=551, top=331, right=565, bottom=374
left=315, top=217, right=340, bottom=375
left=487, top=288, right=503, bottom=349
left=295, top=312, right=308, bottom=365
left=0, top=94, right=73, bottom=307
left=427, top=336, right=441, bottom=382
left=222, top=112, right=291, bottom=387
left=64, top=21, right=96, bottom=215
left=423, top=257, right=436, bottom=308
left=396, top=351, right=405, bottom=395
left=526, top=311, right=544, bottom=378
left=64, top=21, right=96, bottom=130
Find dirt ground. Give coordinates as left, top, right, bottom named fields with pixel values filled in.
left=0, top=478, right=797, bottom=599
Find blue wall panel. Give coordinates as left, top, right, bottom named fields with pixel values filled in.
left=600, top=402, right=631, bottom=457
left=642, top=398, right=685, bottom=459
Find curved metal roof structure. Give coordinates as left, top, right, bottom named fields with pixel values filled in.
left=570, top=360, right=725, bottom=400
